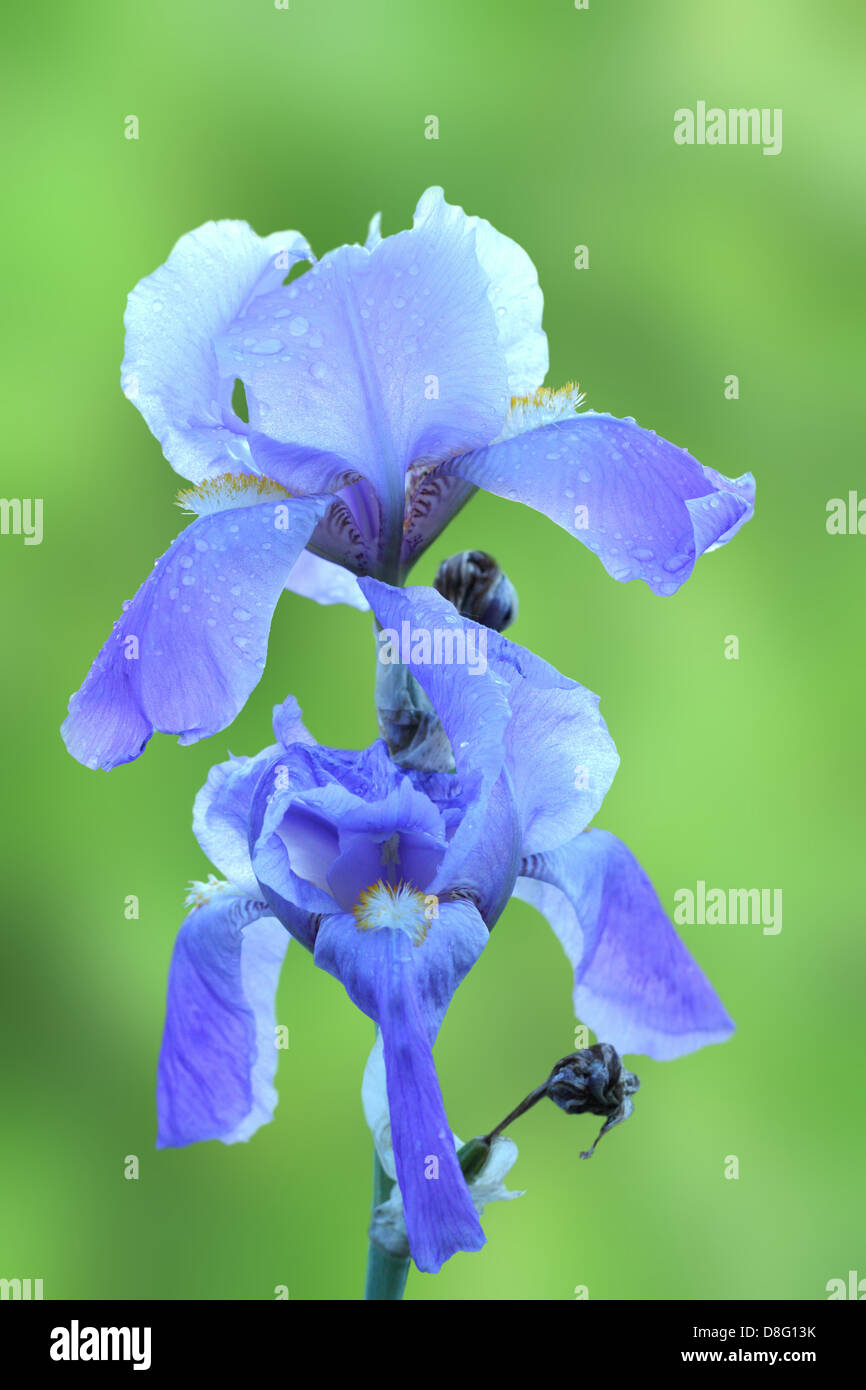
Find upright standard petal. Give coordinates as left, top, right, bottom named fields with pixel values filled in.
left=360, top=578, right=512, bottom=884
left=193, top=751, right=277, bottom=894
left=122, top=220, right=312, bottom=483
left=156, top=892, right=289, bottom=1147
left=411, top=188, right=548, bottom=396
left=441, top=406, right=755, bottom=594
left=193, top=696, right=316, bottom=892
left=516, top=829, right=734, bottom=1060
left=315, top=896, right=489, bottom=1273
left=214, top=189, right=511, bottom=513
left=61, top=492, right=328, bottom=769
left=480, top=617, right=619, bottom=856
left=360, top=579, right=619, bottom=867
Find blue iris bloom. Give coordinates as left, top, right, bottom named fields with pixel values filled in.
left=62, top=188, right=753, bottom=772
left=157, top=580, right=733, bottom=1273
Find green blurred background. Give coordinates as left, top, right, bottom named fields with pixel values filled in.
left=1, top=0, right=863, bottom=1301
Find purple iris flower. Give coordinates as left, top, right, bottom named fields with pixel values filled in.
left=157, top=580, right=733, bottom=1273
left=62, top=188, right=753, bottom=772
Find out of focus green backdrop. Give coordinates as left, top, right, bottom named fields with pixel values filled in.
left=1, top=0, right=862, bottom=1301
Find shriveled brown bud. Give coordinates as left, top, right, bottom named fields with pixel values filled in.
left=546, top=1043, right=640, bottom=1158
left=483, top=1042, right=640, bottom=1161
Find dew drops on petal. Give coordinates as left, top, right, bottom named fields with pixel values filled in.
left=663, top=553, right=690, bottom=573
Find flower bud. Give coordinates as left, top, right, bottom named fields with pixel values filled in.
left=433, top=550, right=518, bottom=632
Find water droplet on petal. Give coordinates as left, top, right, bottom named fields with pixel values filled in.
left=663, top=553, right=690, bottom=573
left=288, top=316, right=308, bottom=337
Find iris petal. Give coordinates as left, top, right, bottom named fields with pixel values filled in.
left=156, top=894, right=289, bottom=1147
left=516, top=829, right=735, bottom=1059
left=359, top=579, right=619, bottom=875
left=122, top=220, right=312, bottom=483
left=61, top=494, right=328, bottom=769
left=359, top=578, right=511, bottom=883
left=193, top=749, right=278, bottom=894
left=284, top=549, right=369, bottom=610
left=214, top=188, right=511, bottom=507
left=315, top=898, right=489, bottom=1273
left=440, top=411, right=755, bottom=594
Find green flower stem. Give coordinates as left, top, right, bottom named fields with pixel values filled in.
left=363, top=1151, right=410, bottom=1301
